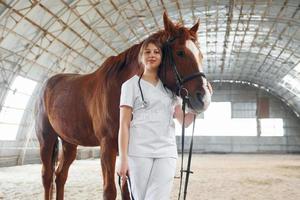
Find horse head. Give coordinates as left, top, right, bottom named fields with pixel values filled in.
left=158, top=12, right=212, bottom=113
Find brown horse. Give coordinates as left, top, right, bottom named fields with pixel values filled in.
left=35, top=12, right=211, bottom=200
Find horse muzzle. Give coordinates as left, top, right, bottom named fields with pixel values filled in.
left=188, top=89, right=211, bottom=114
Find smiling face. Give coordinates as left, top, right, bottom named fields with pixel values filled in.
left=140, top=42, right=162, bottom=73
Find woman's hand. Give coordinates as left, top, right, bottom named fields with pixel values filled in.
left=174, top=104, right=196, bottom=128
left=117, top=156, right=129, bottom=186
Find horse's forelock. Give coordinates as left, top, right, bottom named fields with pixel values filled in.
left=151, top=28, right=194, bottom=49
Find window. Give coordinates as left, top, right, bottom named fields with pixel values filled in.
left=260, top=118, right=284, bottom=136
left=175, top=102, right=257, bottom=136
left=280, top=62, right=300, bottom=97
left=204, top=102, right=231, bottom=119
left=280, top=74, right=300, bottom=97
left=232, top=102, right=256, bottom=118
left=0, top=76, right=37, bottom=140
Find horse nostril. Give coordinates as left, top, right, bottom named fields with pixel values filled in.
left=196, top=91, right=203, bottom=102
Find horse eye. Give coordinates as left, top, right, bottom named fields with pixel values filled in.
left=177, top=50, right=185, bottom=57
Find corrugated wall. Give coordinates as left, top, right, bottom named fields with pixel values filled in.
left=1, top=82, right=300, bottom=167
left=177, top=82, right=300, bottom=153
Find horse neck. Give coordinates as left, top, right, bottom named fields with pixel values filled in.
left=93, top=43, right=142, bottom=87
left=93, top=31, right=168, bottom=86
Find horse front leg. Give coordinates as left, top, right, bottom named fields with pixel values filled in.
left=100, top=137, right=118, bottom=200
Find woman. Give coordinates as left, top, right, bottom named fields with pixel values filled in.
left=117, top=37, right=196, bottom=200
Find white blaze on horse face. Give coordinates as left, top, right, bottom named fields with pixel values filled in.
left=186, top=40, right=202, bottom=71
left=186, top=40, right=212, bottom=111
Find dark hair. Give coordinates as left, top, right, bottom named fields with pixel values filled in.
left=138, top=37, right=162, bottom=66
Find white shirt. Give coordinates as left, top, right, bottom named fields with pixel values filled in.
left=120, top=75, right=178, bottom=158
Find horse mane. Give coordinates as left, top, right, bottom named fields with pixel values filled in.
left=97, top=23, right=194, bottom=88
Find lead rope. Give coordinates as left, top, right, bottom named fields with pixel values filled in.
left=183, top=114, right=196, bottom=200
left=178, top=95, right=187, bottom=200
left=178, top=96, right=197, bottom=200
left=118, top=175, right=135, bottom=200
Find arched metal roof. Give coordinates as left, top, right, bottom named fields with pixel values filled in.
left=0, top=0, right=299, bottom=115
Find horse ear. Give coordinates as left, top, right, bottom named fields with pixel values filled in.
left=163, top=11, right=176, bottom=34
left=190, top=19, right=200, bottom=34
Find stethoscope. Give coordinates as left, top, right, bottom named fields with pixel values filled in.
left=137, top=73, right=149, bottom=109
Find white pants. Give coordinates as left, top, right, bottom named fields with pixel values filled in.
left=128, top=156, right=177, bottom=200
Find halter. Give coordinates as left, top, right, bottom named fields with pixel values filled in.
left=162, top=37, right=203, bottom=200
left=162, top=37, right=206, bottom=99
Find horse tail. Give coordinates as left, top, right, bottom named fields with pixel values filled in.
left=50, top=137, right=59, bottom=200
left=52, top=138, right=59, bottom=171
